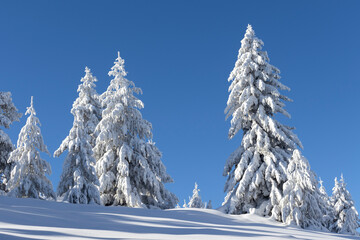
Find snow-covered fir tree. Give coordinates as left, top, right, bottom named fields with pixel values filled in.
left=222, top=24, right=302, bottom=216
left=319, top=178, right=327, bottom=197
left=206, top=200, right=212, bottom=209
left=330, top=175, right=359, bottom=235
left=6, top=97, right=55, bottom=200
left=274, top=150, right=328, bottom=229
left=0, top=92, right=21, bottom=192
left=94, top=52, right=178, bottom=208
left=319, top=177, right=334, bottom=229
left=186, top=182, right=204, bottom=208
left=54, top=67, right=101, bottom=204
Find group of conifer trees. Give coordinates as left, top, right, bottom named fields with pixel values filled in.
left=221, top=24, right=359, bottom=235
left=0, top=53, right=178, bottom=209
left=0, top=25, right=358, bottom=235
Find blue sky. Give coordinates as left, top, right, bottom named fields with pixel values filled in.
left=1, top=0, right=359, bottom=210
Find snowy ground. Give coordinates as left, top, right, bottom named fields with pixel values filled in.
left=0, top=196, right=357, bottom=240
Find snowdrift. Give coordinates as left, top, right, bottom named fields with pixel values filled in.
left=0, top=196, right=356, bottom=239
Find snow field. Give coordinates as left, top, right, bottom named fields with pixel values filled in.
left=0, top=197, right=357, bottom=240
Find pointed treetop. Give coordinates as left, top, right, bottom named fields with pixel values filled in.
left=115, top=51, right=124, bottom=65
left=245, top=24, right=255, bottom=37
left=115, top=51, right=123, bottom=63
left=340, top=174, right=346, bottom=187
left=85, top=66, right=90, bottom=74
left=80, top=67, right=97, bottom=85
left=194, top=182, right=199, bottom=191
left=108, top=51, right=127, bottom=78
left=25, top=96, right=36, bottom=116
left=334, top=177, right=339, bottom=187
left=319, top=177, right=328, bottom=195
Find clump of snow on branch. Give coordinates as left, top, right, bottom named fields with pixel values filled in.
left=6, top=97, right=55, bottom=200
left=0, top=92, right=21, bottom=192
left=54, top=67, right=101, bottom=204
left=94, top=52, right=178, bottom=209
left=222, top=24, right=302, bottom=216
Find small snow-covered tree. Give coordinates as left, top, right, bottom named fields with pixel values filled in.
left=94, top=52, right=178, bottom=208
left=274, top=150, right=327, bottom=229
left=330, top=175, right=359, bottom=235
left=222, top=24, right=302, bottom=216
left=206, top=200, right=212, bottom=209
left=183, top=199, right=187, bottom=208
left=0, top=92, right=21, bottom=192
left=187, top=182, right=204, bottom=208
left=318, top=177, right=334, bottom=229
left=6, top=97, right=55, bottom=200
left=54, top=67, right=101, bottom=204
left=319, top=178, right=328, bottom=197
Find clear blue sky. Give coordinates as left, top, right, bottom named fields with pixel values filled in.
left=1, top=0, right=359, bottom=210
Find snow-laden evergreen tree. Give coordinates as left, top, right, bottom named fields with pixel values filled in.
left=0, top=92, right=21, bottom=192
left=319, top=177, right=334, bottom=229
left=94, top=52, right=178, bottom=208
left=6, top=97, right=55, bottom=200
left=54, top=67, right=101, bottom=204
left=206, top=200, right=212, bottom=209
left=187, top=182, right=204, bottom=208
left=273, top=150, right=328, bottom=229
left=222, top=24, right=302, bottom=216
left=330, top=175, right=359, bottom=235
left=319, top=178, right=327, bottom=196
left=183, top=199, right=187, bottom=208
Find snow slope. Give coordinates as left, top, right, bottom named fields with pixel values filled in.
left=0, top=196, right=357, bottom=240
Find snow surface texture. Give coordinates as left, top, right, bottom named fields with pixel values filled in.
left=93, top=52, right=177, bottom=208
left=6, top=97, right=55, bottom=200
left=0, top=92, right=21, bottom=192
left=222, top=24, right=302, bottom=216
left=54, top=67, right=101, bottom=204
left=0, top=196, right=357, bottom=240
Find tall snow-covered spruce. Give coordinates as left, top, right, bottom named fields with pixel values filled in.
left=54, top=67, right=101, bottom=204
left=94, top=52, right=178, bottom=208
left=6, top=97, right=55, bottom=200
left=330, top=175, right=359, bottom=235
left=0, top=92, right=21, bottom=192
left=222, top=25, right=302, bottom=216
